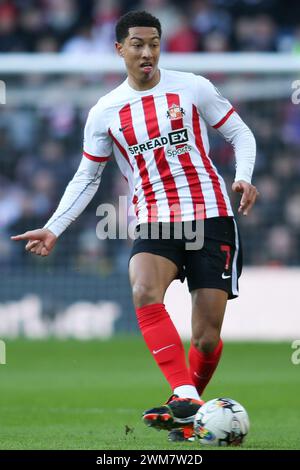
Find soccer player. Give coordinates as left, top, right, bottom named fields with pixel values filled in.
left=11, top=11, right=258, bottom=441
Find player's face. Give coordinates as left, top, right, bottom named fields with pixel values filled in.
left=116, top=27, right=161, bottom=90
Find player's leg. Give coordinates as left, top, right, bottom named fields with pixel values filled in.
left=130, top=252, right=203, bottom=430
left=129, top=251, right=176, bottom=307
left=188, top=288, right=227, bottom=395
left=185, top=217, right=242, bottom=396
left=129, top=252, right=197, bottom=396
left=167, top=289, right=226, bottom=442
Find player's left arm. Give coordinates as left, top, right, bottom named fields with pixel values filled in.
left=215, top=112, right=259, bottom=216
left=195, top=76, right=258, bottom=216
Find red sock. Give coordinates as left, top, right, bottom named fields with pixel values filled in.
left=136, top=303, right=193, bottom=390
left=188, top=339, right=223, bottom=395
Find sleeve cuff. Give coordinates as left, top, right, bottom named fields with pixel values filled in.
left=213, top=107, right=235, bottom=129
left=83, top=151, right=110, bottom=162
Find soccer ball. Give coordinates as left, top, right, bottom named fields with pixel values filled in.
left=194, top=398, right=250, bottom=446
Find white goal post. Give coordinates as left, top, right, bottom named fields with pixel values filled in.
left=1, top=52, right=298, bottom=106
left=0, top=52, right=300, bottom=74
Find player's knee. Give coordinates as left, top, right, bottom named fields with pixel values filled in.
left=132, top=283, right=160, bottom=308
left=192, top=333, right=220, bottom=354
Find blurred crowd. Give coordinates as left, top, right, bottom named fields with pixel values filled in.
left=1, top=90, right=300, bottom=271
left=1, top=0, right=300, bottom=54
left=1, top=0, right=300, bottom=273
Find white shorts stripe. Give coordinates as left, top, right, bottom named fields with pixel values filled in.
left=231, top=219, right=240, bottom=297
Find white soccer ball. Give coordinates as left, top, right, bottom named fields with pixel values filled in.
left=194, top=397, right=250, bottom=446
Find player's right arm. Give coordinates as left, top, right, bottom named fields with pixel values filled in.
left=10, top=157, right=108, bottom=256
left=11, top=104, right=112, bottom=256
left=11, top=228, right=58, bottom=257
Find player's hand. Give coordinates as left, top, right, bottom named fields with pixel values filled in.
left=232, top=180, right=259, bottom=216
left=11, top=228, right=57, bottom=257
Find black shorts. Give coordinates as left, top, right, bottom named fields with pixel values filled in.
left=129, top=217, right=243, bottom=299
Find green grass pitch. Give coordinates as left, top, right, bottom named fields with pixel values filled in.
left=0, top=338, right=299, bottom=450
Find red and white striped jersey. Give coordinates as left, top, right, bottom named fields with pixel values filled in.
left=83, top=68, right=238, bottom=223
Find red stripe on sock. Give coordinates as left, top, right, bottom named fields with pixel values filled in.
left=136, top=303, right=194, bottom=389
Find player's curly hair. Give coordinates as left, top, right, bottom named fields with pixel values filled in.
left=115, top=10, right=162, bottom=43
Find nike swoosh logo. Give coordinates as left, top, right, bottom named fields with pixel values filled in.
left=222, top=273, right=231, bottom=279
left=153, top=344, right=175, bottom=355
left=119, top=125, right=129, bottom=132
left=194, top=372, right=209, bottom=379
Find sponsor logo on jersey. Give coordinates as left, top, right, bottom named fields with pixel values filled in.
left=166, top=103, right=185, bottom=120
left=167, top=144, right=192, bottom=158
left=128, top=128, right=189, bottom=156
left=168, top=128, right=188, bottom=145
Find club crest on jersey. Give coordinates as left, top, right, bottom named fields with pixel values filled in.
left=166, top=103, right=185, bottom=120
